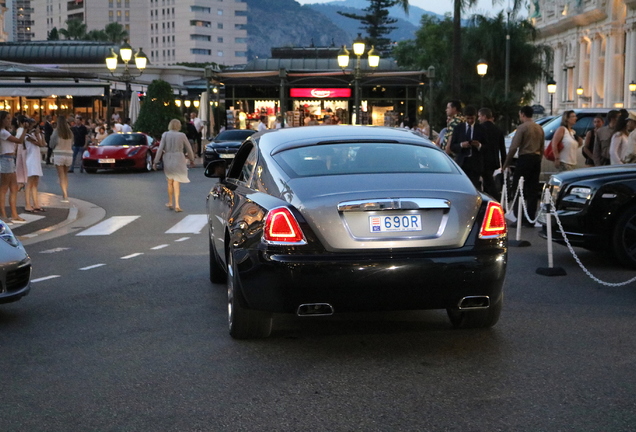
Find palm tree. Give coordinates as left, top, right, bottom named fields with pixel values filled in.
left=451, top=0, right=524, bottom=99
left=59, top=18, right=87, bottom=40
left=104, top=22, right=129, bottom=44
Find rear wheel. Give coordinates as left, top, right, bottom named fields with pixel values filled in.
left=144, top=152, right=153, bottom=172
left=209, top=234, right=226, bottom=284
left=447, top=294, right=503, bottom=329
left=612, top=205, right=636, bottom=269
left=227, top=250, right=272, bottom=339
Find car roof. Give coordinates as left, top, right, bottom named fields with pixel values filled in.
left=253, top=125, right=435, bottom=155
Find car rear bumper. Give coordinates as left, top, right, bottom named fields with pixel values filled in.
left=234, top=247, right=507, bottom=314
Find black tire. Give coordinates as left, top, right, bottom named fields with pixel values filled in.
left=447, top=293, right=503, bottom=329
left=227, top=250, right=272, bottom=339
left=612, top=205, right=636, bottom=269
left=209, top=234, right=226, bottom=284
left=85, top=168, right=97, bottom=174
left=144, top=152, right=153, bottom=172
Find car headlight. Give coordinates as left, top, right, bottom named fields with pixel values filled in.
left=568, top=186, right=592, bottom=200
left=0, top=220, right=19, bottom=247
left=205, top=144, right=217, bottom=153
left=82, top=150, right=90, bottom=158
left=128, top=147, right=141, bottom=156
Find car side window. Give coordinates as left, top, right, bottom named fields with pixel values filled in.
left=573, top=116, right=593, bottom=138
left=238, top=147, right=258, bottom=185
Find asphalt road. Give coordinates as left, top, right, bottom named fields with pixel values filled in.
left=1, top=165, right=635, bottom=431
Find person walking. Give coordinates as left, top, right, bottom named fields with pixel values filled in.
left=609, top=112, right=634, bottom=165
left=593, top=110, right=620, bottom=166
left=153, top=119, right=195, bottom=212
left=69, top=115, right=89, bottom=173
left=478, top=108, right=507, bottom=198
left=450, top=106, right=486, bottom=189
left=190, top=112, right=203, bottom=157
left=0, top=111, right=27, bottom=223
left=50, top=115, right=74, bottom=202
left=23, top=120, right=46, bottom=212
left=625, top=112, right=636, bottom=163
left=502, top=106, right=545, bottom=227
left=551, top=110, right=583, bottom=172
left=44, top=115, right=54, bottom=165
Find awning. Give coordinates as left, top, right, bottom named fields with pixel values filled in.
left=0, top=81, right=108, bottom=97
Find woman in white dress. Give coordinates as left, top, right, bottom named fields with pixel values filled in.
left=23, top=121, right=46, bottom=212
left=153, top=119, right=195, bottom=212
left=609, top=114, right=631, bottom=165
left=552, top=110, right=582, bottom=172
left=50, top=116, right=75, bottom=202
left=0, top=111, right=27, bottom=222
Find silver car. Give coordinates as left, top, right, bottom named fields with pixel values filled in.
left=0, top=220, right=31, bottom=304
left=205, top=126, right=508, bottom=339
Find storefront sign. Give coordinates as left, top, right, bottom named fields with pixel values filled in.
left=290, top=88, right=351, bottom=98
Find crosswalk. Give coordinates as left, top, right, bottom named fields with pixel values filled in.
left=74, top=214, right=208, bottom=236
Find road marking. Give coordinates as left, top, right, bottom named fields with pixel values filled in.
left=121, top=252, right=144, bottom=260
left=165, top=214, right=207, bottom=234
left=31, top=275, right=61, bottom=283
left=40, top=247, right=71, bottom=254
left=17, top=213, right=45, bottom=225
left=175, top=237, right=190, bottom=242
left=79, top=264, right=106, bottom=271
left=151, top=244, right=169, bottom=250
left=76, top=216, right=140, bottom=236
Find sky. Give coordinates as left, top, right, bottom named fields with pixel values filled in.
left=295, top=0, right=512, bottom=17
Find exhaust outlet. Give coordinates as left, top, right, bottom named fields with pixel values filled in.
left=297, top=303, right=334, bottom=317
left=458, top=296, right=490, bottom=310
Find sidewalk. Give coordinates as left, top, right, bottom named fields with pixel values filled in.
left=7, top=192, right=105, bottom=246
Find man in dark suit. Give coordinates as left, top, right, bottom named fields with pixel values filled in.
left=450, top=106, right=486, bottom=189
left=478, top=107, right=507, bottom=199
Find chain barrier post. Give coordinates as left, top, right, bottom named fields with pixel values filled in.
left=509, top=176, right=531, bottom=247
left=536, top=188, right=567, bottom=276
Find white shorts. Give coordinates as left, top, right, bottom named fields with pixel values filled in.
left=54, top=155, right=73, bottom=167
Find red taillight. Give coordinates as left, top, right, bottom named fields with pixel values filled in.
left=263, top=207, right=306, bottom=244
left=479, top=201, right=507, bottom=238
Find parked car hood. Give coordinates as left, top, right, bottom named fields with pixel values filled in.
left=551, top=164, right=636, bottom=183
left=86, top=146, right=144, bottom=158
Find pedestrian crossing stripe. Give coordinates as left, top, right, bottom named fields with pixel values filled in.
left=75, top=214, right=208, bottom=236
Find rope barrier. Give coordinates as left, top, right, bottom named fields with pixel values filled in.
left=502, top=170, right=636, bottom=286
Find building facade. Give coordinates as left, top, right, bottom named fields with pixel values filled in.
left=531, top=0, right=636, bottom=111
left=31, top=0, right=248, bottom=66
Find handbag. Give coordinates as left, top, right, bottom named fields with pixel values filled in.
left=544, top=134, right=564, bottom=161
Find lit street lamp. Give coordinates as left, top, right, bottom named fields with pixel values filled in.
left=337, top=33, right=380, bottom=125
left=477, top=59, right=488, bottom=106
left=105, top=40, right=147, bottom=120
left=547, top=78, right=556, bottom=115
left=630, top=81, right=636, bottom=105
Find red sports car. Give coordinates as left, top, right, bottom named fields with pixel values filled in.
left=82, top=132, right=160, bottom=173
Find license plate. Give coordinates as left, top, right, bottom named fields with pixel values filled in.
left=99, top=158, right=116, bottom=163
left=369, top=214, right=422, bottom=232
left=219, top=154, right=234, bottom=159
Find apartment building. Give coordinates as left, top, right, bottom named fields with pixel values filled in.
left=3, top=0, right=35, bottom=41
left=31, top=0, right=248, bottom=66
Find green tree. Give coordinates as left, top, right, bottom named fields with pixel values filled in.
left=47, top=27, right=60, bottom=40
left=103, top=22, right=129, bottom=44
left=85, top=29, right=107, bottom=41
left=337, top=0, right=401, bottom=53
left=59, top=18, right=87, bottom=40
left=394, top=13, right=550, bottom=131
left=134, top=80, right=184, bottom=138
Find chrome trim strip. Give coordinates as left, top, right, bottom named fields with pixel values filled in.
left=338, top=198, right=451, bottom=212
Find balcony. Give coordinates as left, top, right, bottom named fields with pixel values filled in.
left=533, top=0, right=607, bottom=38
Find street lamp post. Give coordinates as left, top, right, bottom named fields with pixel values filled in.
left=105, top=40, right=147, bottom=121
left=476, top=59, right=488, bottom=107
left=547, top=78, right=557, bottom=115
left=337, top=34, right=380, bottom=125
left=427, top=65, right=435, bottom=129
left=630, top=81, right=636, bottom=107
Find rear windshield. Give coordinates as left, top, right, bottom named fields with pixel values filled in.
left=215, top=130, right=255, bottom=141
left=273, top=143, right=457, bottom=178
left=99, top=133, right=148, bottom=146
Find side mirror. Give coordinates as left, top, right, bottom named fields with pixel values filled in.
left=204, top=159, right=227, bottom=180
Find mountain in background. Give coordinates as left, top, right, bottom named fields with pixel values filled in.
left=246, top=0, right=441, bottom=59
